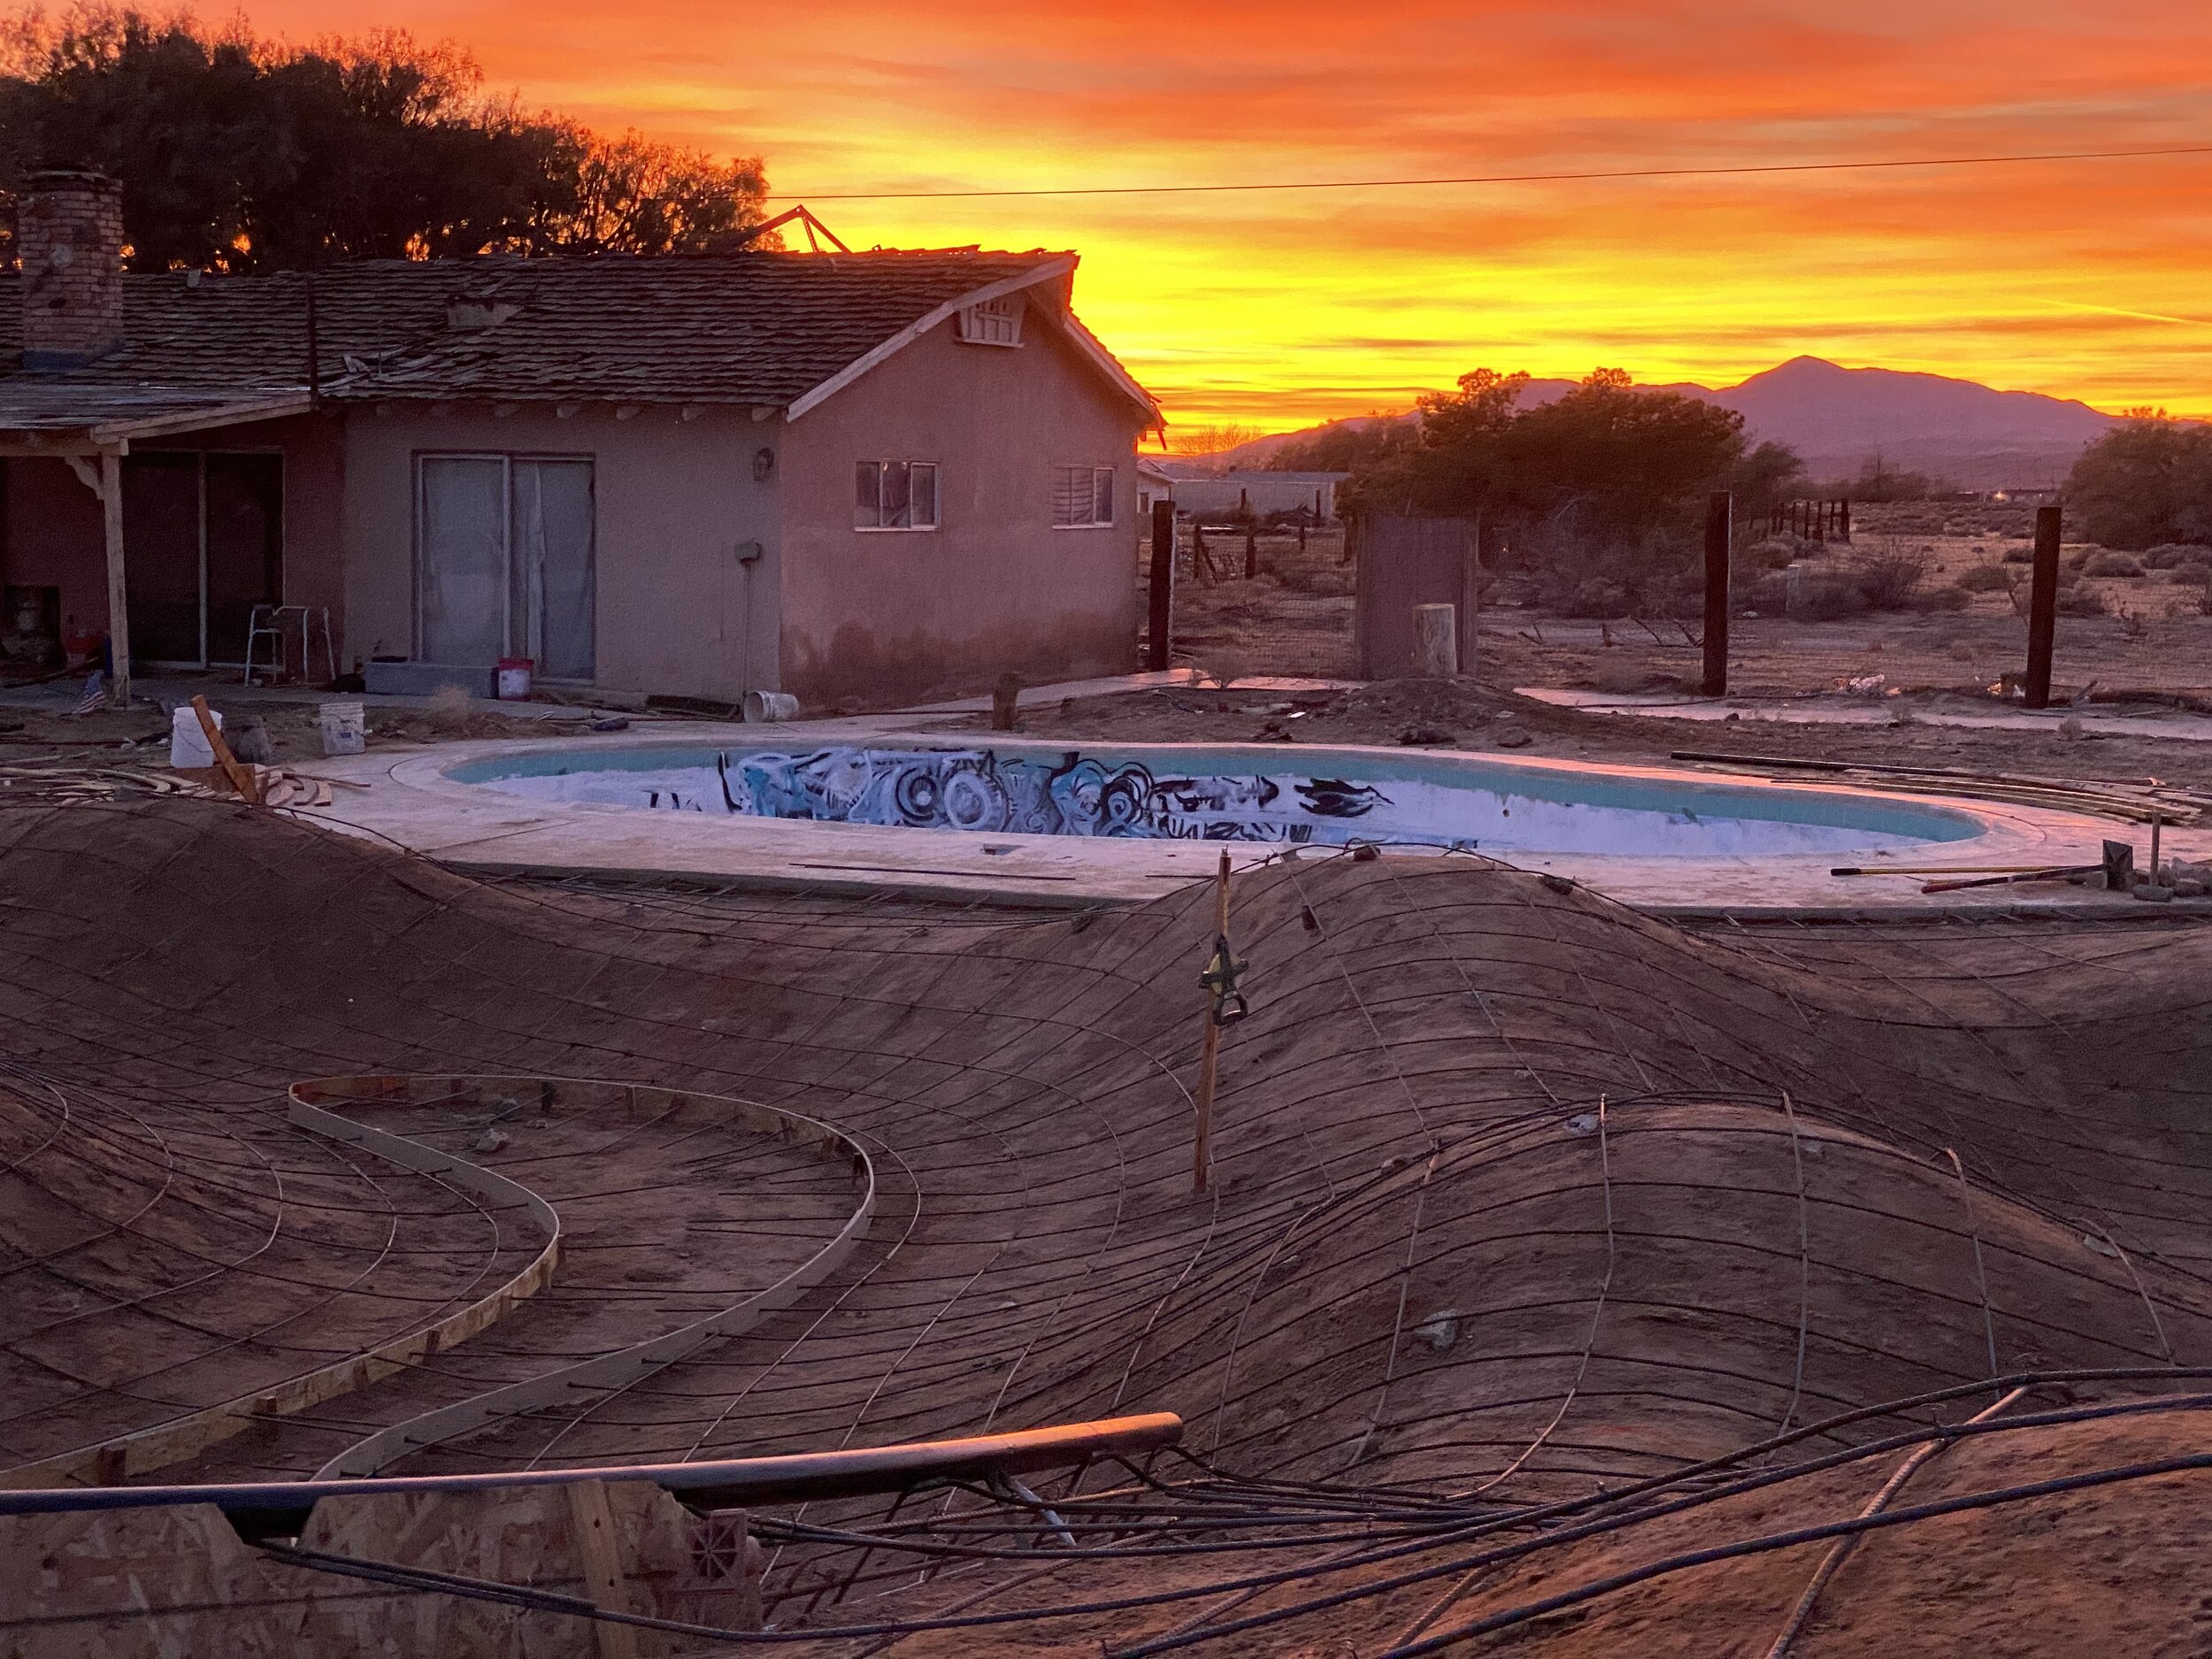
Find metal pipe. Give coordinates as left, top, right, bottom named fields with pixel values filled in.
left=0, top=1413, right=1182, bottom=1540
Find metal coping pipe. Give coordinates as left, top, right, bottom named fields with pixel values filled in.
left=0, top=1414, right=1183, bottom=1540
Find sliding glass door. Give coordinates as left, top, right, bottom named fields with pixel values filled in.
left=417, top=455, right=595, bottom=679
left=120, top=451, right=283, bottom=667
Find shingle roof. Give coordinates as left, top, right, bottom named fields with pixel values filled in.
left=0, top=249, right=1153, bottom=417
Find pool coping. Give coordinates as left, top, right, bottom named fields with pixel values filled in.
left=282, top=720, right=2212, bottom=915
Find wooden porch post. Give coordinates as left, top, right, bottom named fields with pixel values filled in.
left=100, top=449, right=131, bottom=708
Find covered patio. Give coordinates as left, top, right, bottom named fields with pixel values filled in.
left=0, top=386, right=314, bottom=705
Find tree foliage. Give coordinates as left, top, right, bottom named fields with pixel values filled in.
left=1265, top=415, right=1417, bottom=473
left=0, top=7, right=771, bottom=269
left=2065, top=414, right=2212, bottom=550
left=1342, top=366, right=1763, bottom=536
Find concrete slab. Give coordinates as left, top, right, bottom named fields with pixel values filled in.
left=285, top=722, right=2212, bottom=916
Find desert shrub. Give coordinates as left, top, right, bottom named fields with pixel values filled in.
left=1955, top=564, right=2012, bottom=592
left=1271, top=562, right=1355, bottom=597
left=2055, top=587, right=2108, bottom=617
left=2001, top=544, right=2034, bottom=564
left=2170, top=559, right=2212, bottom=584
left=2144, top=542, right=2210, bottom=568
left=1746, top=536, right=1801, bottom=569
left=2085, top=551, right=2147, bottom=577
left=1793, top=572, right=1872, bottom=620
left=2067, top=547, right=2095, bottom=570
left=1912, top=585, right=1970, bottom=611
left=1850, top=541, right=1936, bottom=610
left=1526, top=527, right=1699, bottom=618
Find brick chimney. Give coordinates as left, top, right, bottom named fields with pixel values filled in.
left=17, top=169, right=125, bottom=369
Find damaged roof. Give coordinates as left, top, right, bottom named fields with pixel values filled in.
left=0, top=249, right=1157, bottom=422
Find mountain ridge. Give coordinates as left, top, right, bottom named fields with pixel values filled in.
left=1201, top=357, right=2127, bottom=489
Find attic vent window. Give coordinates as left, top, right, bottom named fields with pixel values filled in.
left=956, top=296, right=1024, bottom=347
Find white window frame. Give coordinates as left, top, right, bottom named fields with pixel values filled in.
left=1052, top=464, right=1117, bottom=529
left=855, top=460, right=940, bottom=532
left=956, top=296, right=1025, bottom=347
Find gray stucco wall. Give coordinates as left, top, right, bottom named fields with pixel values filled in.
left=340, top=403, right=780, bottom=700
left=775, top=311, right=1148, bottom=707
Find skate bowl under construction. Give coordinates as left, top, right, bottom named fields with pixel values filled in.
left=6, top=788, right=2212, bottom=1655
left=449, top=737, right=1985, bottom=857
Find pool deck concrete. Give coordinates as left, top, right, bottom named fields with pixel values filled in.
left=282, top=719, right=2212, bottom=917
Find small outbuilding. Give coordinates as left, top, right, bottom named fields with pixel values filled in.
left=0, top=171, right=1160, bottom=708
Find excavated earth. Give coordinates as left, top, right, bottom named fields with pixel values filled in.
left=4, top=794, right=2212, bottom=1655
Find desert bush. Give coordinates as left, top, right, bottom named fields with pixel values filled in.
left=2055, top=587, right=2108, bottom=617
left=2085, top=551, right=2147, bottom=577
left=1912, top=585, right=1971, bottom=611
left=1851, top=540, right=1936, bottom=610
left=2144, top=542, right=2210, bottom=568
left=2001, top=544, right=2034, bottom=564
left=1271, top=562, right=1355, bottom=597
left=1746, top=535, right=1802, bottom=569
left=2169, top=559, right=2212, bottom=584
left=1526, top=527, right=1699, bottom=618
left=2066, top=547, right=2096, bottom=570
left=1793, top=572, right=1872, bottom=620
left=1955, top=564, right=2012, bottom=592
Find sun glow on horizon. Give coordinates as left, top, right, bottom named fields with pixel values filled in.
left=235, top=0, right=2212, bottom=430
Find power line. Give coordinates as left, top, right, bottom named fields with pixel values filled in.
left=771, top=141, right=2212, bottom=203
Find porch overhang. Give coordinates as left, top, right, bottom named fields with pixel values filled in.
left=0, top=384, right=312, bottom=709
left=0, top=385, right=315, bottom=457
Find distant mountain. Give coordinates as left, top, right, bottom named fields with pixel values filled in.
left=1205, top=357, right=2124, bottom=490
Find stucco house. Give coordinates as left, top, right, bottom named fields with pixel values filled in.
left=0, top=171, right=1160, bottom=709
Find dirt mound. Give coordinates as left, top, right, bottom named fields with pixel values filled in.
left=4, top=798, right=2212, bottom=1650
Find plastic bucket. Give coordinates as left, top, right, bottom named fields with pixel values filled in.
left=495, top=657, right=534, bottom=701
left=743, top=690, right=800, bottom=723
left=319, top=700, right=366, bottom=757
left=169, top=704, right=221, bottom=768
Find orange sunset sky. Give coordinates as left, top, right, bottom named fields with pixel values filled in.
left=242, top=0, right=2211, bottom=434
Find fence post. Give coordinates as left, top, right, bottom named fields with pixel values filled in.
left=2024, top=503, right=2062, bottom=709
left=1702, top=491, right=1732, bottom=696
left=1243, top=521, right=1257, bottom=580
left=1839, top=497, right=1852, bottom=545
left=1148, top=500, right=1175, bottom=672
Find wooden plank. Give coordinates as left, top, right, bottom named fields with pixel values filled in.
left=192, top=695, right=262, bottom=805
left=566, top=1478, right=641, bottom=1659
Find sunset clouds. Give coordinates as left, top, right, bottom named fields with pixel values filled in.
left=244, top=0, right=2212, bottom=429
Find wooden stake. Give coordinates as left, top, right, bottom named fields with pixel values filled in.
left=192, top=695, right=261, bottom=805
left=1194, top=848, right=1231, bottom=1195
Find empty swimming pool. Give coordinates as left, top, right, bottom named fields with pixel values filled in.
left=446, top=741, right=1985, bottom=858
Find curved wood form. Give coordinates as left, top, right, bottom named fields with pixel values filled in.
left=308, top=1074, right=878, bottom=1480
left=0, top=1083, right=562, bottom=1491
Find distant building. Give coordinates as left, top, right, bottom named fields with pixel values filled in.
left=0, top=170, right=1159, bottom=708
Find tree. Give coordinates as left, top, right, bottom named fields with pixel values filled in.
left=2065, top=415, right=2212, bottom=550
left=1495, top=369, right=1747, bottom=534
left=1266, top=415, right=1417, bottom=473
left=0, top=8, right=772, bottom=269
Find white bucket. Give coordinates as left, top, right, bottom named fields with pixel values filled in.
left=495, top=657, right=534, bottom=701
left=319, top=700, right=366, bottom=757
left=169, top=704, right=220, bottom=768
left=743, top=690, right=800, bottom=723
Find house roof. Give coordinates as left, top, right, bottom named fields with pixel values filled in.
left=0, top=249, right=1159, bottom=438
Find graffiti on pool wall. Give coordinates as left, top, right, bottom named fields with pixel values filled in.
left=696, top=748, right=1390, bottom=842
